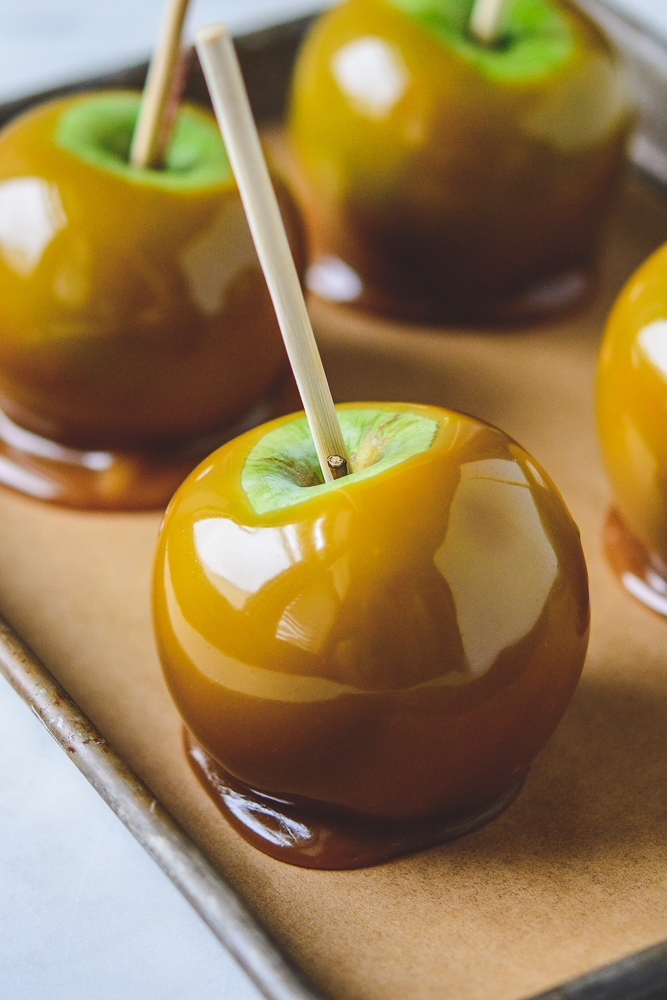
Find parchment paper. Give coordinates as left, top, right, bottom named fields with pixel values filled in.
left=1, top=177, right=667, bottom=1000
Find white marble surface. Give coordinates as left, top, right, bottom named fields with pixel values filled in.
left=606, top=0, right=667, bottom=38
left=0, top=0, right=664, bottom=106
left=1, top=1, right=667, bottom=999
left=0, top=677, right=264, bottom=1000
left=0, top=0, right=329, bottom=104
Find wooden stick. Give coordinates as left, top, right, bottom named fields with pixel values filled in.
left=195, top=24, right=350, bottom=483
left=130, top=0, right=191, bottom=169
left=156, top=46, right=194, bottom=160
left=469, top=0, right=510, bottom=45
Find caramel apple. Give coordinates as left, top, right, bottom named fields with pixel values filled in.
left=152, top=24, right=589, bottom=869
left=597, top=240, right=667, bottom=614
left=288, top=0, right=632, bottom=320
left=0, top=91, right=303, bottom=508
left=152, top=402, right=590, bottom=868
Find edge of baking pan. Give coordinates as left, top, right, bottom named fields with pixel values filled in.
left=532, top=939, right=667, bottom=1000
left=579, top=0, right=667, bottom=192
left=1, top=6, right=667, bottom=1000
left=0, top=14, right=317, bottom=130
left=0, top=610, right=329, bottom=1000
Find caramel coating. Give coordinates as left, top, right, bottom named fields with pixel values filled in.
left=0, top=92, right=303, bottom=451
left=597, top=241, right=667, bottom=567
left=289, top=0, right=632, bottom=319
left=153, top=403, right=589, bottom=826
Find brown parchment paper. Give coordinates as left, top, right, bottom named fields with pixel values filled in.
left=2, top=177, right=667, bottom=1000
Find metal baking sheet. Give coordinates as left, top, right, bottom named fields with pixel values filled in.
left=1, top=5, right=667, bottom=999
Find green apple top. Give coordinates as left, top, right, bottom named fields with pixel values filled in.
left=153, top=402, right=590, bottom=829
left=289, top=0, right=633, bottom=318
left=0, top=91, right=302, bottom=451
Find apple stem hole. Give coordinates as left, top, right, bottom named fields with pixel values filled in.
left=327, top=455, right=349, bottom=479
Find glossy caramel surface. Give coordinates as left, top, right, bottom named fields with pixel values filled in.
left=153, top=403, right=589, bottom=833
left=185, top=730, right=526, bottom=868
left=0, top=92, right=302, bottom=451
left=598, top=240, right=667, bottom=568
left=289, top=0, right=632, bottom=319
left=603, top=508, right=667, bottom=617
left=0, top=372, right=299, bottom=510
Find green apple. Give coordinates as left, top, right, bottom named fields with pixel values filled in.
left=153, top=401, right=590, bottom=867
left=0, top=90, right=303, bottom=506
left=289, top=0, right=633, bottom=319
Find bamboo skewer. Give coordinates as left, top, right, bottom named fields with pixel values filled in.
left=130, top=0, right=191, bottom=169
left=195, top=24, right=350, bottom=483
left=156, top=45, right=194, bottom=160
left=469, top=0, right=510, bottom=45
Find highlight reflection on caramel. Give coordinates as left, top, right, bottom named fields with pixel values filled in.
left=153, top=404, right=589, bottom=865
